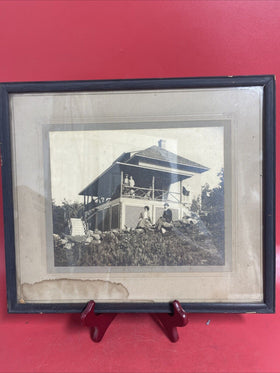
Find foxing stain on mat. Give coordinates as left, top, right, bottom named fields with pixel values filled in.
left=21, top=278, right=129, bottom=301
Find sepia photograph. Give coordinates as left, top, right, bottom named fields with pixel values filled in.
left=50, top=126, right=225, bottom=268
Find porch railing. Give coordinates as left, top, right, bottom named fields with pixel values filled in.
left=121, top=184, right=182, bottom=203
left=83, top=184, right=187, bottom=209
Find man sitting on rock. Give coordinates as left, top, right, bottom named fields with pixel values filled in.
left=155, top=203, right=173, bottom=234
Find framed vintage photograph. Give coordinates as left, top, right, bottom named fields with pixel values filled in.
left=0, top=76, right=275, bottom=314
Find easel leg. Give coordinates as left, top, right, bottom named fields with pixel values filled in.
left=151, top=300, right=188, bottom=342
left=81, top=300, right=117, bottom=343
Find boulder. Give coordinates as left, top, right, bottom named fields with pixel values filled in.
left=91, top=233, right=101, bottom=240
left=103, top=231, right=115, bottom=239
left=85, top=236, right=93, bottom=243
left=68, top=235, right=85, bottom=243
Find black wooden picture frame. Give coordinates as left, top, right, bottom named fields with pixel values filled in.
left=0, top=76, right=275, bottom=314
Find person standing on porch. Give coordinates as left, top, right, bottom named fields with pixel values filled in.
left=129, top=175, right=135, bottom=196
left=123, top=174, right=129, bottom=195
left=124, top=174, right=129, bottom=185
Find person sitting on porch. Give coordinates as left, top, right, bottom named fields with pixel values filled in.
left=136, top=206, right=153, bottom=231
left=155, top=202, right=173, bottom=234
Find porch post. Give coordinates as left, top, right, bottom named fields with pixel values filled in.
left=179, top=180, right=183, bottom=219
left=120, top=171, right=123, bottom=198
left=152, top=176, right=155, bottom=200
left=180, top=180, right=182, bottom=204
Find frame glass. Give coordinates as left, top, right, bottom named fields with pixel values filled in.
left=0, top=76, right=275, bottom=313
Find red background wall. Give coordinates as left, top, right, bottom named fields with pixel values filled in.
left=0, top=1, right=279, bottom=372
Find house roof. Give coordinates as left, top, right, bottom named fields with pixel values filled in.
left=79, top=145, right=208, bottom=196
left=129, top=145, right=208, bottom=170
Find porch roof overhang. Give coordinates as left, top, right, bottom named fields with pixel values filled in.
left=79, top=161, right=207, bottom=197
left=116, top=161, right=194, bottom=178
left=79, top=163, right=120, bottom=197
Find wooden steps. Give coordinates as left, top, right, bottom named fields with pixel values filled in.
left=70, top=218, right=85, bottom=236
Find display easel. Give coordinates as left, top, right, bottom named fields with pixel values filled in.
left=81, top=300, right=188, bottom=343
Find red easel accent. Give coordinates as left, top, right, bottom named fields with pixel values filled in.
left=151, top=300, right=188, bottom=342
left=81, top=300, right=188, bottom=343
left=81, top=301, right=117, bottom=342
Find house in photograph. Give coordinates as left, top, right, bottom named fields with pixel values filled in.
left=79, top=140, right=209, bottom=231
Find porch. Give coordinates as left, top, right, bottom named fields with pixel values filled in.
left=84, top=194, right=191, bottom=232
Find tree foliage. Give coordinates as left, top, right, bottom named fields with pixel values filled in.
left=61, top=199, right=84, bottom=219
left=191, top=169, right=224, bottom=214
left=52, top=199, right=84, bottom=235
left=201, top=169, right=224, bottom=214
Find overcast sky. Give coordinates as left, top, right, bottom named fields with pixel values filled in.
left=49, top=126, right=224, bottom=205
